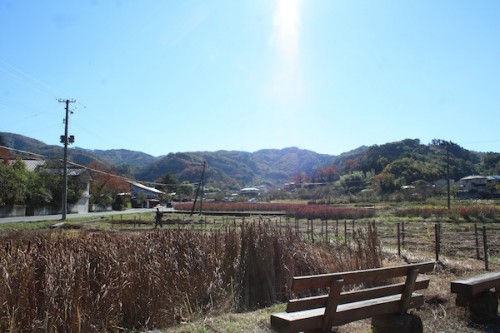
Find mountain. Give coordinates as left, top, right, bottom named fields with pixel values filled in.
left=89, top=149, right=156, bottom=168
left=135, top=147, right=335, bottom=186
left=0, top=132, right=338, bottom=187
left=3, top=132, right=497, bottom=190
left=0, top=132, right=155, bottom=169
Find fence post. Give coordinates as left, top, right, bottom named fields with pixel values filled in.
left=483, top=226, right=489, bottom=271
left=401, top=221, right=405, bottom=248
left=325, top=220, right=328, bottom=243
left=344, top=220, right=348, bottom=243
left=397, top=223, right=401, bottom=257
left=321, top=219, right=324, bottom=241
left=311, top=219, right=314, bottom=243
left=435, top=223, right=440, bottom=262
left=474, top=223, right=480, bottom=260
left=335, top=220, right=339, bottom=238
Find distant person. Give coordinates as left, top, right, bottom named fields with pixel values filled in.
left=155, top=207, right=163, bottom=228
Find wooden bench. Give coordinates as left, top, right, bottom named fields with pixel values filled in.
left=271, top=261, right=435, bottom=333
left=451, top=271, right=500, bottom=323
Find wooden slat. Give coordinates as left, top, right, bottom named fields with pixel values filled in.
left=322, top=278, right=343, bottom=332
left=332, top=293, right=424, bottom=326
left=271, top=307, right=324, bottom=333
left=286, top=279, right=430, bottom=312
left=342, top=279, right=429, bottom=305
left=292, top=262, right=435, bottom=291
left=450, top=272, right=500, bottom=297
left=286, top=294, right=328, bottom=312
left=271, top=293, right=424, bottom=332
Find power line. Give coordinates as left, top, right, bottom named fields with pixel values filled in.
left=0, top=145, right=47, bottom=159
left=0, top=58, right=60, bottom=98
left=0, top=144, right=192, bottom=191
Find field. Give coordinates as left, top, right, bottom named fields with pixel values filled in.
left=0, top=220, right=381, bottom=332
left=1, top=202, right=499, bottom=332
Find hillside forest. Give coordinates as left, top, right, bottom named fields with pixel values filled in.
left=1, top=133, right=499, bottom=209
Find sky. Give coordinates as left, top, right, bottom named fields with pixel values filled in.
left=1, top=0, right=499, bottom=157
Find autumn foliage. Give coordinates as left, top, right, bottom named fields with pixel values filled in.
left=174, top=202, right=376, bottom=220
left=87, top=162, right=130, bottom=206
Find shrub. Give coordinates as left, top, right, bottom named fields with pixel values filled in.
left=175, top=202, right=376, bottom=220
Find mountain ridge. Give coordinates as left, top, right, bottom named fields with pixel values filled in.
left=0, top=132, right=344, bottom=186
left=2, top=132, right=498, bottom=191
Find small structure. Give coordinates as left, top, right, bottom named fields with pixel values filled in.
left=240, top=187, right=261, bottom=196
left=460, top=175, right=488, bottom=192
left=457, top=175, right=500, bottom=199
left=130, top=181, right=165, bottom=208
left=68, top=168, right=92, bottom=214
left=41, top=166, right=92, bottom=215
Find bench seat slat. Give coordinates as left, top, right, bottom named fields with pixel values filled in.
left=292, top=262, right=434, bottom=291
left=286, top=279, right=429, bottom=312
left=450, top=272, right=500, bottom=297
left=271, top=293, right=424, bottom=333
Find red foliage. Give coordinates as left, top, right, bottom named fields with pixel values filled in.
left=174, top=202, right=375, bottom=220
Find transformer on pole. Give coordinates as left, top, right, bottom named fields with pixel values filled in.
left=59, top=99, right=76, bottom=220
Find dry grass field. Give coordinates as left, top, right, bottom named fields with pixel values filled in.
left=1, top=212, right=499, bottom=333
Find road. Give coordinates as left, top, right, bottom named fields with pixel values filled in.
left=0, top=207, right=173, bottom=224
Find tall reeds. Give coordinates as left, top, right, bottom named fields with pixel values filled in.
left=0, top=222, right=381, bottom=332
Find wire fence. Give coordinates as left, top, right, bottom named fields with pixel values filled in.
left=110, top=212, right=500, bottom=271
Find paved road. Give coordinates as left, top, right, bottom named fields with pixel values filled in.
left=0, top=208, right=173, bottom=224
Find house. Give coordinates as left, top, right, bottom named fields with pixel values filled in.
left=239, top=187, right=261, bottom=196
left=460, top=175, right=488, bottom=192
left=65, top=168, right=92, bottom=214
left=486, top=175, right=500, bottom=187
left=44, top=167, right=93, bottom=214
left=129, top=181, right=165, bottom=208
left=457, top=175, right=500, bottom=199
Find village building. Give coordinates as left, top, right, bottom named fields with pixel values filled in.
left=129, top=181, right=165, bottom=208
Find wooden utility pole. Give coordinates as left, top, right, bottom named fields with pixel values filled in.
left=59, top=99, right=75, bottom=220
left=190, top=161, right=206, bottom=216
left=446, top=145, right=451, bottom=210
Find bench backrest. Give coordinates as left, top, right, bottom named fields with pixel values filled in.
left=287, top=261, right=435, bottom=314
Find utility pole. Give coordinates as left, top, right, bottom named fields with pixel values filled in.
left=59, top=99, right=76, bottom=220
left=190, top=161, right=206, bottom=216
left=446, top=145, right=451, bottom=210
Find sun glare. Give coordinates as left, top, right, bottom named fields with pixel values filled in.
left=274, top=0, right=300, bottom=56
left=267, top=0, right=304, bottom=103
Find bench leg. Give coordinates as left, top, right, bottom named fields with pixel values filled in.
left=371, top=313, right=423, bottom=333
left=464, top=291, right=499, bottom=324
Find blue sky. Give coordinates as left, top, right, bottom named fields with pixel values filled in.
left=1, top=0, right=499, bottom=157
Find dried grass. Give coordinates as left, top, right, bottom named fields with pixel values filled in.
left=0, top=222, right=382, bottom=332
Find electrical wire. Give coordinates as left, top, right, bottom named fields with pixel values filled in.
left=0, top=144, right=184, bottom=188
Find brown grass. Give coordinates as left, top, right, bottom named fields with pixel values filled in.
left=0, top=222, right=381, bottom=332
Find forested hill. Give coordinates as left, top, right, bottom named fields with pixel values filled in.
left=0, top=132, right=155, bottom=169
left=324, top=139, right=499, bottom=188
left=0, top=132, right=337, bottom=186
left=135, top=147, right=335, bottom=186
left=1, top=133, right=498, bottom=189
